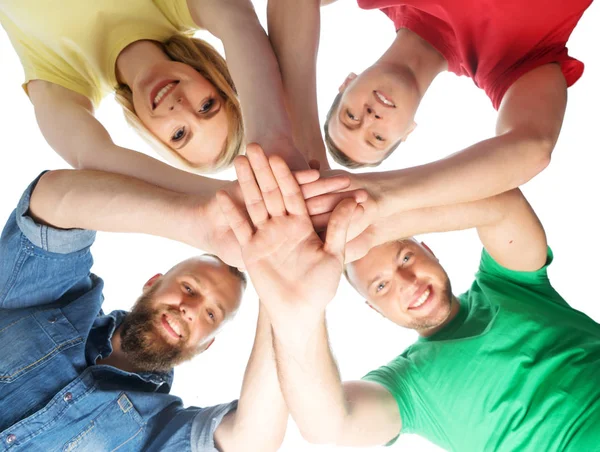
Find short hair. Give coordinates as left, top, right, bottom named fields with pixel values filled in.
left=324, top=91, right=401, bottom=169
left=202, top=253, right=248, bottom=288
left=114, top=33, right=244, bottom=174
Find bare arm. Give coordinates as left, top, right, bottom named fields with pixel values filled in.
left=214, top=305, right=287, bottom=452
left=368, top=64, right=567, bottom=217
left=187, top=0, right=307, bottom=169
left=28, top=169, right=210, bottom=250
left=28, top=81, right=227, bottom=198
left=272, top=316, right=401, bottom=446
left=349, top=188, right=547, bottom=271
left=267, top=0, right=330, bottom=168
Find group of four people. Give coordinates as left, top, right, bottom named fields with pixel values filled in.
left=1, top=0, right=598, bottom=450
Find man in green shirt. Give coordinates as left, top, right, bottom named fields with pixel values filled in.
left=218, top=146, right=600, bottom=451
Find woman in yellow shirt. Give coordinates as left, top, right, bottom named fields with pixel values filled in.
left=0, top=0, right=306, bottom=186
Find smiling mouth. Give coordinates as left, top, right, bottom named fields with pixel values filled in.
left=151, top=81, right=179, bottom=110
left=408, top=286, right=432, bottom=310
left=373, top=90, right=396, bottom=108
left=161, top=313, right=183, bottom=340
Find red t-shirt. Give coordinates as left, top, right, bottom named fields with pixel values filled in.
left=357, top=0, right=592, bottom=109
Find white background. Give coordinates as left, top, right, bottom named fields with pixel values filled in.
left=1, top=1, right=599, bottom=450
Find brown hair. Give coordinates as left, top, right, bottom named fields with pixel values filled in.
left=115, top=34, right=244, bottom=173
left=323, top=91, right=400, bottom=169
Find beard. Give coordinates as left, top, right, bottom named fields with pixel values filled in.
left=410, top=276, right=454, bottom=332
left=119, top=289, right=198, bottom=372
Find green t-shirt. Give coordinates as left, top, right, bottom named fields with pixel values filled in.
left=363, top=248, right=600, bottom=451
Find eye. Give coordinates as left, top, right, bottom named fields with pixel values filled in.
left=376, top=282, right=387, bottom=293
left=172, top=127, right=186, bottom=142
left=402, top=253, right=412, bottom=265
left=182, top=283, right=194, bottom=295
left=347, top=110, right=359, bottom=121
left=199, top=98, right=214, bottom=113
left=374, top=134, right=384, bottom=142
left=207, top=310, right=215, bottom=323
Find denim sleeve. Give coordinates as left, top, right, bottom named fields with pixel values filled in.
left=0, top=172, right=97, bottom=309
left=191, top=400, right=238, bottom=452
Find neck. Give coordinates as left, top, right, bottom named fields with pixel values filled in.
left=378, top=28, right=447, bottom=100
left=418, top=295, right=460, bottom=337
left=96, top=325, right=140, bottom=373
left=115, top=40, right=170, bottom=87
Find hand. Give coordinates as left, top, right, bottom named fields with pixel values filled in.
left=217, top=145, right=359, bottom=319
left=306, top=169, right=384, bottom=246
left=202, top=144, right=353, bottom=268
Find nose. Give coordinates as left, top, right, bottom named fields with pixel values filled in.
left=364, top=105, right=382, bottom=121
left=179, top=299, right=200, bottom=322
left=394, top=270, right=418, bottom=297
left=169, top=97, right=184, bottom=112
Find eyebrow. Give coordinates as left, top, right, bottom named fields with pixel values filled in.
left=214, top=301, right=226, bottom=319
left=175, top=103, right=222, bottom=150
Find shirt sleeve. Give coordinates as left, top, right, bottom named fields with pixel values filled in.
left=477, top=247, right=570, bottom=308
left=362, top=356, right=416, bottom=445
left=0, top=172, right=97, bottom=309
left=153, top=0, right=199, bottom=33
left=191, top=400, right=238, bottom=452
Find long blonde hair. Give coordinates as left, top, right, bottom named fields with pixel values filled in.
left=115, top=34, right=244, bottom=173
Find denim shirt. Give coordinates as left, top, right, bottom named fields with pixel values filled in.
left=0, top=174, right=237, bottom=451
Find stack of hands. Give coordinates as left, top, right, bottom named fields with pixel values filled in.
left=203, top=144, right=387, bottom=270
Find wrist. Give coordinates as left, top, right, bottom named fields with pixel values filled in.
left=179, top=194, right=215, bottom=252
left=269, top=307, right=326, bottom=351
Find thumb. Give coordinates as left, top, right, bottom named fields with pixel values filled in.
left=323, top=199, right=360, bottom=260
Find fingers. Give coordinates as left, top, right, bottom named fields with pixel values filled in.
left=306, top=190, right=369, bottom=216
left=293, top=169, right=320, bottom=185
left=300, top=175, right=351, bottom=199
left=216, top=190, right=253, bottom=247
left=270, top=155, right=310, bottom=217
left=246, top=144, right=286, bottom=217
left=323, top=199, right=360, bottom=259
left=309, top=159, right=321, bottom=171
left=234, top=156, right=269, bottom=226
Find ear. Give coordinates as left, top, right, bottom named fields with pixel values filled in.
left=339, top=72, right=358, bottom=93
left=420, top=241, right=438, bottom=259
left=143, top=273, right=163, bottom=291
left=400, top=121, right=418, bottom=143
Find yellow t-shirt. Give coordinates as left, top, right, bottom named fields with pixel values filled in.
left=0, top=0, right=198, bottom=108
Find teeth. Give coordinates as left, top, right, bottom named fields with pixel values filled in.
left=375, top=91, right=395, bottom=107
left=166, top=316, right=182, bottom=337
left=413, top=288, right=430, bottom=308
left=154, top=82, right=176, bottom=107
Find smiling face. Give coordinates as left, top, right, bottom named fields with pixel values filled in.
left=119, top=255, right=245, bottom=372
left=346, top=239, right=455, bottom=335
left=131, top=60, right=229, bottom=168
left=326, top=68, right=419, bottom=166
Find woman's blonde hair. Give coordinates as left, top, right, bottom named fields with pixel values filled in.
left=115, top=34, right=244, bottom=173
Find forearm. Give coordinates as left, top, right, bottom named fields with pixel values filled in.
left=267, top=0, right=329, bottom=168
left=371, top=131, right=551, bottom=217
left=78, top=144, right=227, bottom=198
left=197, top=1, right=299, bottom=162
left=29, top=170, right=208, bottom=249
left=368, top=189, right=521, bottom=251
left=271, top=313, right=348, bottom=444
left=216, top=304, right=287, bottom=452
